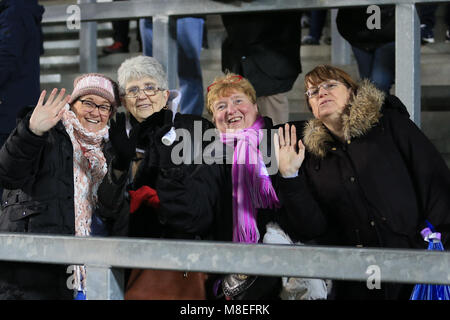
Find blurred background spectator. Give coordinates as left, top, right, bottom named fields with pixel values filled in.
left=336, top=5, right=395, bottom=94
left=301, top=10, right=329, bottom=45
left=418, top=3, right=439, bottom=44
left=0, top=0, right=44, bottom=196
left=220, top=12, right=302, bottom=125
left=102, top=0, right=141, bottom=54
left=418, top=3, right=450, bottom=44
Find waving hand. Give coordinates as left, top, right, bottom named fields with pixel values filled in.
left=273, top=123, right=305, bottom=178
left=29, top=88, right=71, bottom=136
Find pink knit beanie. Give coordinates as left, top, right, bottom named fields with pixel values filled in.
left=69, top=73, right=119, bottom=110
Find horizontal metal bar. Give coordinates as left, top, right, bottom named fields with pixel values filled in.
left=42, top=0, right=450, bottom=24
left=86, top=266, right=124, bottom=300
left=0, top=233, right=449, bottom=285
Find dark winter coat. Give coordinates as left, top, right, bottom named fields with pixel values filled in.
left=104, top=109, right=217, bottom=241
left=221, top=12, right=302, bottom=97
left=336, top=5, right=395, bottom=52
left=160, top=117, right=321, bottom=300
left=0, top=0, right=43, bottom=139
left=0, top=110, right=128, bottom=300
left=101, top=109, right=216, bottom=300
left=283, top=81, right=450, bottom=299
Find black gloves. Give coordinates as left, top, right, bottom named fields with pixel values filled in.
left=109, top=112, right=140, bottom=171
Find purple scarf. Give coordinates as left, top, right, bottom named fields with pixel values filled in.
left=220, top=116, right=280, bottom=243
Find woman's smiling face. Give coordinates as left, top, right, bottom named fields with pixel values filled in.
left=211, top=90, right=259, bottom=133
left=123, top=76, right=169, bottom=123
left=71, top=94, right=111, bottom=132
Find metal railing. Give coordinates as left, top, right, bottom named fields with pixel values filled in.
left=15, top=0, right=448, bottom=300
left=1, top=233, right=450, bottom=299
left=41, top=0, right=450, bottom=126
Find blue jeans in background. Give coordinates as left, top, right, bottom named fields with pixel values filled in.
left=139, top=17, right=205, bottom=116
left=309, top=10, right=327, bottom=41
left=352, top=42, right=395, bottom=94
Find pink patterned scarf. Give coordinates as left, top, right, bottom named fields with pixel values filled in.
left=220, top=116, right=280, bottom=243
left=61, top=105, right=108, bottom=291
left=61, top=105, right=108, bottom=237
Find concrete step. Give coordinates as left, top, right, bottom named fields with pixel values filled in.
left=43, top=38, right=114, bottom=56
left=42, top=24, right=118, bottom=41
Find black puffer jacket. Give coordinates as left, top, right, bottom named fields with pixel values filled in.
left=281, top=82, right=450, bottom=299
left=0, top=109, right=128, bottom=300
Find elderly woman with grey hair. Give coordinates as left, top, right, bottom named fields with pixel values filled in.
left=101, top=55, right=215, bottom=299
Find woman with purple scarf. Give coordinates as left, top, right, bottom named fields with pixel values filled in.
left=158, top=73, right=319, bottom=300
left=162, top=73, right=323, bottom=300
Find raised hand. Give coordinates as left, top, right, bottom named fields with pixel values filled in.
left=109, top=112, right=140, bottom=171
left=273, top=123, right=305, bottom=178
left=29, top=89, right=71, bottom=136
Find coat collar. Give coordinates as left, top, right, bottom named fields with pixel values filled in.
left=303, top=80, right=385, bottom=158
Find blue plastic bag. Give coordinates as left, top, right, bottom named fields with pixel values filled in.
left=74, top=290, right=87, bottom=300
left=410, top=222, right=450, bottom=300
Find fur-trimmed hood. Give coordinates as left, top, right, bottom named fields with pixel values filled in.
left=303, top=80, right=385, bottom=158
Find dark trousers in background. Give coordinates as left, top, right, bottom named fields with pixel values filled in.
left=112, top=0, right=130, bottom=47
left=417, top=4, right=438, bottom=28
left=308, top=10, right=327, bottom=41
left=112, top=20, right=130, bottom=46
left=352, top=42, right=395, bottom=94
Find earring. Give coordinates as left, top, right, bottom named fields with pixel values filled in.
left=163, top=105, right=169, bottom=110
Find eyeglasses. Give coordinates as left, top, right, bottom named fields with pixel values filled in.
left=207, top=75, right=243, bottom=92
left=124, top=85, right=165, bottom=98
left=79, top=99, right=111, bottom=115
left=305, top=81, right=341, bottom=98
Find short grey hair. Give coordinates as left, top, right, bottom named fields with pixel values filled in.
left=117, top=55, right=168, bottom=94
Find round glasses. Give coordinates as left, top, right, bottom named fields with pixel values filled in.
left=305, top=81, right=341, bottom=98
left=79, top=99, right=111, bottom=115
left=124, top=85, right=165, bottom=98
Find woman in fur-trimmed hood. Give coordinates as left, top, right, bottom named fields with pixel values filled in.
left=275, top=65, right=450, bottom=300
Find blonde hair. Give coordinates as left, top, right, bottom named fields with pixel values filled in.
left=205, top=72, right=257, bottom=115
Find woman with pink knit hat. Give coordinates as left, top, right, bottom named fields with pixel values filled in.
left=0, top=73, right=128, bottom=300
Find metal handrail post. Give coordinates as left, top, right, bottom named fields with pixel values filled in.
left=86, top=266, right=124, bottom=300
left=395, top=3, right=421, bottom=126
left=79, top=0, right=98, bottom=73
left=331, top=9, right=352, bottom=65
left=153, top=15, right=178, bottom=90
